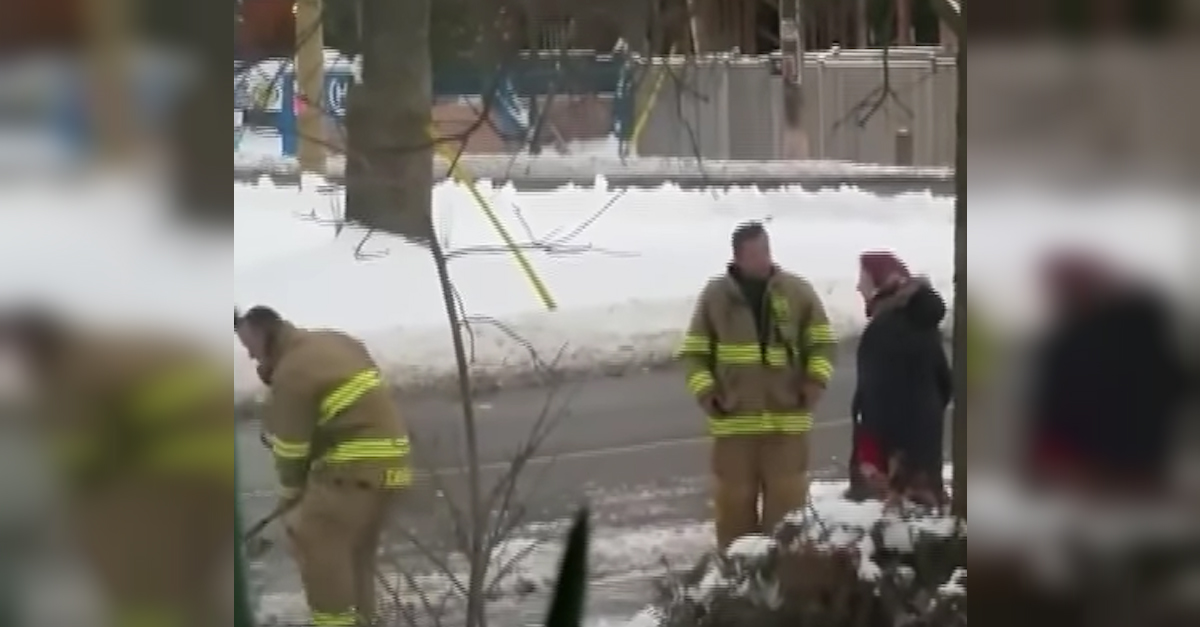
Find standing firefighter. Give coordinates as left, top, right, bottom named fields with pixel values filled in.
left=235, top=306, right=412, bottom=627
left=0, top=307, right=233, bottom=627
left=678, top=222, right=838, bottom=550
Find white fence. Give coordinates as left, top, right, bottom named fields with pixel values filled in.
left=634, top=48, right=957, bottom=166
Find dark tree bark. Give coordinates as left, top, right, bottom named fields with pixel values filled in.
left=168, top=0, right=231, bottom=227
left=344, top=0, right=434, bottom=243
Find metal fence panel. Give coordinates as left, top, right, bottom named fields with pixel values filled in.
left=635, top=58, right=731, bottom=160
left=634, top=49, right=956, bottom=166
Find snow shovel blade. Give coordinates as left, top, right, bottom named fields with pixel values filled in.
left=544, top=506, right=589, bottom=627
left=244, top=535, right=275, bottom=560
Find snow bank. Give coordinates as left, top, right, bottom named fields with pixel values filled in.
left=0, top=172, right=1184, bottom=404
left=0, top=175, right=229, bottom=349
left=235, top=175, right=954, bottom=397
left=235, top=177, right=1191, bottom=400
left=255, top=473, right=924, bottom=626
left=258, top=463, right=1194, bottom=626
left=610, top=467, right=964, bottom=627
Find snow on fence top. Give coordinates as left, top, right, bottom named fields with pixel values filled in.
left=232, top=154, right=955, bottom=196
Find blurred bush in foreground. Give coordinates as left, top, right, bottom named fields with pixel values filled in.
left=967, top=3, right=1198, bottom=626
left=0, top=1, right=229, bottom=625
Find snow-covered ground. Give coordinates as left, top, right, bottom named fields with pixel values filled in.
left=234, top=176, right=958, bottom=397
left=0, top=169, right=1186, bottom=401
left=1, top=171, right=1191, bottom=626
left=233, top=176, right=1190, bottom=399
left=253, top=469, right=957, bottom=627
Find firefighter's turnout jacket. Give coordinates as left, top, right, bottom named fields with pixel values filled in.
left=260, top=322, right=411, bottom=497
left=678, top=268, right=838, bottom=436
left=32, top=327, right=232, bottom=627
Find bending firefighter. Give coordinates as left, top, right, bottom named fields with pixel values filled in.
left=678, top=222, right=838, bottom=550
left=0, top=308, right=232, bottom=627
left=235, top=306, right=413, bottom=627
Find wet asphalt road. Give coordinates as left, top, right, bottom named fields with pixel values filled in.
left=239, top=341, right=872, bottom=625
left=238, top=342, right=864, bottom=530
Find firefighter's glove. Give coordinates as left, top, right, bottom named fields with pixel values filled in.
left=801, top=381, right=825, bottom=408
left=256, top=362, right=273, bottom=386
left=698, top=393, right=726, bottom=417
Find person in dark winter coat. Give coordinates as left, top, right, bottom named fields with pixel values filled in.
left=847, top=251, right=952, bottom=504
left=1026, top=251, right=1187, bottom=496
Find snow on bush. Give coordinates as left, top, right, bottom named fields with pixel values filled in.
left=638, top=490, right=967, bottom=627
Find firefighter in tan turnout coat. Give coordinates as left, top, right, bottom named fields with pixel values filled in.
left=236, top=306, right=412, bottom=627
left=678, top=222, right=838, bottom=550
left=0, top=308, right=233, bottom=627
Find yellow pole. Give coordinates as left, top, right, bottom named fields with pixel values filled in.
left=628, top=45, right=676, bottom=152
left=428, top=127, right=558, bottom=311
left=294, top=0, right=327, bottom=172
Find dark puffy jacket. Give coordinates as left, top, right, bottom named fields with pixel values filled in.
left=1027, top=287, right=1187, bottom=490
left=852, top=280, right=952, bottom=487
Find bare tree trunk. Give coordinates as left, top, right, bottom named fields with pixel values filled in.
left=345, top=0, right=433, bottom=243
left=349, top=1, right=483, bottom=619
left=169, top=0, right=228, bottom=224
left=949, top=8, right=967, bottom=520
left=427, top=234, right=488, bottom=627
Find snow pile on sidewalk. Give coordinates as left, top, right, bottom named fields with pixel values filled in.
left=256, top=475, right=938, bottom=626
left=235, top=175, right=956, bottom=398
left=637, top=497, right=966, bottom=627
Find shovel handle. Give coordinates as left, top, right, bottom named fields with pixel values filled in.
left=241, top=498, right=298, bottom=544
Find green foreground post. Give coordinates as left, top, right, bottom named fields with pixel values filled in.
left=235, top=499, right=257, bottom=626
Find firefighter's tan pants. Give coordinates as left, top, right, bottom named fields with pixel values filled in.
left=712, top=433, right=810, bottom=550
left=285, top=478, right=394, bottom=627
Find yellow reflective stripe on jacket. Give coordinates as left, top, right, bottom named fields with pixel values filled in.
left=384, top=467, right=413, bottom=488
left=804, top=323, right=837, bottom=346
left=686, top=371, right=715, bottom=395
left=267, top=433, right=311, bottom=460
left=322, top=437, right=410, bottom=463
left=806, top=355, right=834, bottom=383
left=128, top=366, right=222, bottom=422
left=318, top=368, right=383, bottom=425
left=714, top=342, right=790, bottom=367
left=769, top=293, right=790, bottom=323
left=677, top=334, right=711, bottom=356
left=708, top=412, right=813, bottom=436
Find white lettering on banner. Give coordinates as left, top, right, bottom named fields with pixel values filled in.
left=325, top=75, right=350, bottom=118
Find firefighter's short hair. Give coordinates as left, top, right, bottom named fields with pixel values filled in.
left=731, top=221, right=768, bottom=252
left=236, top=305, right=283, bottom=331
